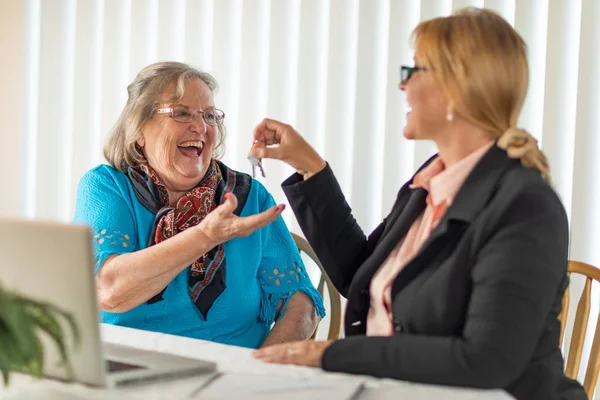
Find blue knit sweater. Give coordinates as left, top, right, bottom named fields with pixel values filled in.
left=74, top=164, right=325, bottom=348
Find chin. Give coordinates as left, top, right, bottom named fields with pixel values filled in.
left=171, top=163, right=204, bottom=182
left=188, top=165, right=209, bottom=180
left=403, top=129, right=416, bottom=140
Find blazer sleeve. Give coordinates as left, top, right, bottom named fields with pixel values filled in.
left=282, top=164, right=385, bottom=297
left=320, top=183, right=569, bottom=389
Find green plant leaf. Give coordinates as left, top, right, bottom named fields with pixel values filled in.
left=0, top=337, right=12, bottom=385
left=24, top=302, right=72, bottom=378
left=0, top=285, right=79, bottom=384
left=0, top=291, right=40, bottom=366
left=17, top=295, right=81, bottom=347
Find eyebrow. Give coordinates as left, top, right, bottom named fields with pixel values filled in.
left=172, top=103, right=216, bottom=110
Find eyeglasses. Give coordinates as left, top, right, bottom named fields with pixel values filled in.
left=400, top=65, right=427, bottom=85
left=155, top=106, right=225, bottom=126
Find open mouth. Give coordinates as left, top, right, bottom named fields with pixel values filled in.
left=178, top=141, right=204, bottom=157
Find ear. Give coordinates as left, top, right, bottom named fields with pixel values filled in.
left=137, top=134, right=145, bottom=147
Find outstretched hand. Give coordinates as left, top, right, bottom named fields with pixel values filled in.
left=196, top=192, right=284, bottom=247
left=249, top=118, right=327, bottom=180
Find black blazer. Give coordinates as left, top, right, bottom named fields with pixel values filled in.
left=282, top=146, right=586, bottom=400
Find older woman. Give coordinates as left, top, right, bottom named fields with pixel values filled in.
left=252, top=8, right=586, bottom=400
left=74, top=61, right=324, bottom=349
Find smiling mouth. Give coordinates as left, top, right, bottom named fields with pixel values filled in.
left=178, top=141, right=204, bottom=157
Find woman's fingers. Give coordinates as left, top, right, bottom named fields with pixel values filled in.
left=253, top=118, right=289, bottom=144
left=236, top=204, right=285, bottom=236
left=249, top=140, right=283, bottom=161
left=218, top=192, right=238, bottom=215
left=252, top=342, right=298, bottom=364
left=252, top=340, right=329, bottom=367
left=199, top=195, right=282, bottom=244
left=250, top=118, right=325, bottom=177
left=250, top=118, right=297, bottom=162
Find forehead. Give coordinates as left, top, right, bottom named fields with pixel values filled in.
left=162, top=78, right=214, bottom=107
left=413, top=45, right=426, bottom=63
left=412, top=32, right=433, bottom=64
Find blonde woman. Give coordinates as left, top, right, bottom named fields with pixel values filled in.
left=252, top=8, right=586, bottom=400
left=74, top=62, right=324, bottom=348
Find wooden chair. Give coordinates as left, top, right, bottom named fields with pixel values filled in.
left=291, top=232, right=342, bottom=340
left=559, top=260, right=600, bottom=397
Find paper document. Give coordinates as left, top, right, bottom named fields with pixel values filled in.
left=196, top=373, right=364, bottom=400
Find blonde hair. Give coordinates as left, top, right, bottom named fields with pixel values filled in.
left=412, top=7, right=550, bottom=182
left=104, top=61, right=226, bottom=171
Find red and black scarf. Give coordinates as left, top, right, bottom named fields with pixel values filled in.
left=126, top=160, right=252, bottom=319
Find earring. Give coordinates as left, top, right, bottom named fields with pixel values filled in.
left=446, top=111, right=454, bottom=122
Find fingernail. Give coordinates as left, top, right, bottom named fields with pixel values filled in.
left=278, top=204, right=286, bottom=212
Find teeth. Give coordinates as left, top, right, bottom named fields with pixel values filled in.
left=179, top=141, right=203, bottom=148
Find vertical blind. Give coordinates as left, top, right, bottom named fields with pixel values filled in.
left=2, top=0, right=600, bottom=391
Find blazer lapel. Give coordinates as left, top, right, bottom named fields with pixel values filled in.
left=347, top=187, right=427, bottom=309
left=391, top=145, right=517, bottom=293
left=344, top=146, right=518, bottom=331
left=377, top=153, right=439, bottom=240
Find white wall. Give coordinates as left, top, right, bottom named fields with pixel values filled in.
left=0, top=0, right=26, bottom=216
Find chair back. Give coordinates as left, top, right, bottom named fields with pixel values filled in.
left=559, top=260, right=600, bottom=397
left=291, top=233, right=342, bottom=340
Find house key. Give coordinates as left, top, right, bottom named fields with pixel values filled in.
left=247, top=155, right=266, bottom=178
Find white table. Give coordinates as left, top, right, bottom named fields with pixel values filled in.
left=0, top=324, right=514, bottom=400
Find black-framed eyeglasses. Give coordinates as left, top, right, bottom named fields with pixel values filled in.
left=156, top=105, right=225, bottom=126
left=400, top=65, right=427, bottom=84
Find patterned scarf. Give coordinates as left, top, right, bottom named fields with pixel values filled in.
left=126, top=159, right=252, bottom=319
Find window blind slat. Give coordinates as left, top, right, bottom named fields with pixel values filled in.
left=35, top=0, right=76, bottom=220
left=541, top=0, right=582, bottom=221
left=350, top=0, right=390, bottom=231
left=184, top=0, right=214, bottom=71
left=212, top=0, right=242, bottom=167
left=323, top=0, right=359, bottom=198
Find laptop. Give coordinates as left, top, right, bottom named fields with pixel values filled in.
left=0, top=218, right=217, bottom=387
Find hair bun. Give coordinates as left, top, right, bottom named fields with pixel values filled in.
left=496, top=128, right=537, bottom=159
left=496, top=127, right=550, bottom=182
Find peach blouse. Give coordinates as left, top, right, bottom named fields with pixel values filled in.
left=366, top=142, right=494, bottom=336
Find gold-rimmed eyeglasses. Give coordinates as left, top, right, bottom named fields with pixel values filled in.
left=156, top=105, right=225, bottom=126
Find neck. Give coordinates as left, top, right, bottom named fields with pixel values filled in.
left=167, top=190, right=187, bottom=207
left=434, top=123, right=493, bottom=167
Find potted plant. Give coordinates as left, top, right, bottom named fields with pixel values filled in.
left=0, top=285, right=79, bottom=385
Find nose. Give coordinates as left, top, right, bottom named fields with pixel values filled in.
left=191, top=113, right=208, bottom=133
left=399, top=80, right=406, bottom=91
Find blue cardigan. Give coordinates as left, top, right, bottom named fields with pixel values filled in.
left=74, top=164, right=325, bottom=348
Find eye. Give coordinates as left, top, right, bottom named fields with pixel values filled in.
left=173, top=109, right=192, bottom=118
left=204, top=110, right=217, bottom=122
left=169, top=105, right=193, bottom=118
